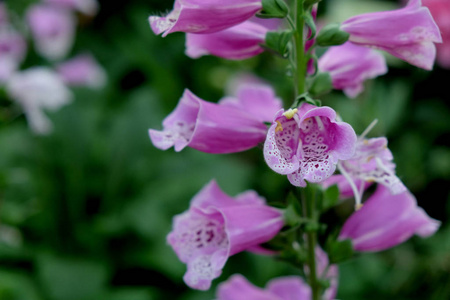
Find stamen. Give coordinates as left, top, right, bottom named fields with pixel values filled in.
left=359, top=119, right=378, bottom=140
left=275, top=121, right=283, bottom=132
left=282, top=108, right=298, bottom=119
left=337, top=162, right=362, bottom=210
left=375, top=157, right=393, bottom=175
left=315, top=116, right=324, bottom=131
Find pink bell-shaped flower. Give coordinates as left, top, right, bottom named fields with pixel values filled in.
left=422, top=0, right=450, bottom=68
left=149, top=84, right=282, bottom=154
left=167, top=180, right=284, bottom=290
left=264, top=103, right=357, bottom=187
left=318, top=42, right=387, bottom=98
left=185, top=20, right=268, bottom=60
left=341, top=0, right=442, bottom=70
left=149, top=0, right=262, bottom=37
left=217, top=275, right=311, bottom=300
left=339, top=185, right=440, bottom=252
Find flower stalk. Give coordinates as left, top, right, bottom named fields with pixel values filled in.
left=294, top=0, right=306, bottom=95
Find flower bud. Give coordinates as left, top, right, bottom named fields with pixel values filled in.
left=316, top=23, right=350, bottom=47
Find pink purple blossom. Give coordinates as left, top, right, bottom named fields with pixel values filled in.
left=56, top=54, right=106, bottom=88
left=217, top=275, right=311, bottom=300
left=422, top=0, right=450, bottom=68
left=185, top=20, right=268, bottom=60
left=323, top=137, right=406, bottom=200
left=339, top=185, right=440, bottom=252
left=318, top=42, right=387, bottom=98
left=264, top=103, right=357, bottom=187
left=341, top=0, right=442, bottom=70
left=149, top=0, right=262, bottom=37
left=27, top=5, right=75, bottom=60
left=167, top=180, right=284, bottom=290
left=149, top=84, right=282, bottom=153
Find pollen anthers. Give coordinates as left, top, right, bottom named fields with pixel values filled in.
left=275, top=121, right=283, bottom=132
left=282, top=108, right=298, bottom=119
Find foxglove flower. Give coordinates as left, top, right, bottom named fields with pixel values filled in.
left=6, top=67, right=72, bottom=134
left=217, top=275, right=311, bottom=300
left=168, top=180, right=284, bottom=290
left=56, top=54, right=106, bottom=88
left=27, top=5, right=75, bottom=60
left=324, top=137, right=406, bottom=201
left=264, top=103, right=357, bottom=187
left=149, top=84, right=282, bottom=153
left=0, top=3, right=8, bottom=25
left=44, top=0, right=99, bottom=16
left=341, top=0, right=442, bottom=70
left=318, top=42, right=387, bottom=98
left=185, top=20, right=267, bottom=60
left=0, top=28, right=27, bottom=83
left=314, top=247, right=339, bottom=300
left=423, top=0, right=450, bottom=68
left=339, top=185, right=440, bottom=252
left=149, top=0, right=262, bottom=37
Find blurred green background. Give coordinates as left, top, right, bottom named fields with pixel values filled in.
left=1, top=0, right=449, bottom=299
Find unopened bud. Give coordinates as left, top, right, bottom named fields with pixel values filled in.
left=316, top=23, right=350, bottom=47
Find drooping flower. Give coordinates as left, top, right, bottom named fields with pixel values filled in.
left=56, top=53, right=106, bottom=88
left=318, top=42, right=388, bottom=98
left=339, top=185, right=440, bottom=252
left=341, top=0, right=442, bottom=70
left=6, top=67, right=72, bottom=134
left=217, top=274, right=311, bottom=300
left=422, top=0, right=450, bottom=68
left=149, top=84, right=282, bottom=154
left=27, top=5, right=75, bottom=60
left=185, top=20, right=268, bottom=60
left=44, top=0, right=99, bottom=16
left=168, top=180, right=284, bottom=290
left=0, top=27, right=27, bottom=84
left=324, top=136, right=406, bottom=201
left=264, top=103, right=357, bottom=187
left=149, top=0, right=262, bottom=37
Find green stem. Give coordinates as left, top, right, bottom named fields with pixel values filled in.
left=303, top=186, right=321, bottom=300
left=294, top=0, right=307, bottom=96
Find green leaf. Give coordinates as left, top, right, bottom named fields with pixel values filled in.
left=316, top=23, right=350, bottom=47
left=328, top=239, right=354, bottom=264
left=264, top=30, right=293, bottom=58
left=321, top=184, right=340, bottom=211
left=309, top=72, right=333, bottom=96
left=258, top=0, right=289, bottom=18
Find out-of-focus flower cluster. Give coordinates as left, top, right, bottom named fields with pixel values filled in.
left=0, top=0, right=105, bottom=134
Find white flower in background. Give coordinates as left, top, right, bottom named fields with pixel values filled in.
left=6, top=67, right=73, bottom=134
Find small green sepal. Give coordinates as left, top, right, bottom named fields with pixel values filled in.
left=264, top=30, right=293, bottom=58
left=316, top=23, right=350, bottom=47
left=291, top=93, right=322, bottom=109
left=309, top=72, right=333, bottom=96
left=257, top=0, right=289, bottom=19
left=304, top=10, right=317, bottom=40
left=328, top=239, right=354, bottom=264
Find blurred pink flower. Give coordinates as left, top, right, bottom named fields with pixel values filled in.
left=339, top=185, right=440, bottom=252
left=264, top=103, right=357, bottom=187
left=0, top=27, right=27, bottom=83
left=56, top=54, right=106, bottom=88
left=149, top=0, right=262, bottom=37
left=44, top=0, right=99, bottom=16
left=27, top=5, right=75, bottom=60
left=149, top=84, right=282, bottom=153
left=341, top=0, right=442, bottom=70
left=422, top=0, right=450, bottom=68
left=318, top=42, right=387, bottom=98
left=217, top=275, right=311, bottom=300
left=168, top=180, right=284, bottom=290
